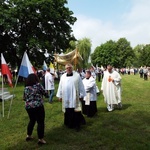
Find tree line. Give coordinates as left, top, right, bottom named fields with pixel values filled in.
left=91, top=38, right=150, bottom=68
left=0, top=0, right=149, bottom=70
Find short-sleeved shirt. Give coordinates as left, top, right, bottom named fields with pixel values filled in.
left=24, top=83, right=45, bottom=109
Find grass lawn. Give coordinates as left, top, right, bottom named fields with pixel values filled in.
left=0, top=74, right=150, bottom=150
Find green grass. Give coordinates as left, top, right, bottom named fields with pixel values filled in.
left=0, top=75, right=150, bottom=150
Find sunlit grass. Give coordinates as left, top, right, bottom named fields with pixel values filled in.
left=0, top=74, right=150, bottom=150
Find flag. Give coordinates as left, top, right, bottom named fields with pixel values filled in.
left=1, top=53, right=13, bottom=87
left=43, top=61, right=48, bottom=71
left=49, top=62, right=54, bottom=74
left=18, top=52, right=35, bottom=78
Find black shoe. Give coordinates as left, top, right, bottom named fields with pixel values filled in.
left=75, top=126, right=80, bottom=132
left=26, top=136, right=33, bottom=141
left=118, top=103, right=122, bottom=109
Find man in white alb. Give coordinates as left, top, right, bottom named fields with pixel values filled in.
left=56, top=63, right=86, bottom=131
left=101, top=65, right=122, bottom=111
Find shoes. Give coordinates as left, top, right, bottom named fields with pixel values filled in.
left=118, top=103, right=122, bottom=109
left=107, top=104, right=114, bottom=112
left=108, top=108, right=113, bottom=112
left=38, top=139, right=46, bottom=145
left=75, top=126, right=80, bottom=132
left=26, top=136, right=33, bottom=141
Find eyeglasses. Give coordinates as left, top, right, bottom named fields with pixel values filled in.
left=66, top=67, right=72, bottom=69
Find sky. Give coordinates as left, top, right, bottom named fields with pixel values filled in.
left=66, top=0, right=150, bottom=52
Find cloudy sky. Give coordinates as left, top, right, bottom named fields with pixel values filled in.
left=67, top=0, right=150, bottom=51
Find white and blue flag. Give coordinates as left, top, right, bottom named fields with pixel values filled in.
left=18, top=52, right=35, bottom=78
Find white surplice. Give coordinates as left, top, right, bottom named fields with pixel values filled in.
left=82, top=76, right=97, bottom=105
left=56, top=71, right=86, bottom=112
left=101, top=70, right=122, bottom=105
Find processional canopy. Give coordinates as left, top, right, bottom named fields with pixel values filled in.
left=54, top=49, right=83, bottom=66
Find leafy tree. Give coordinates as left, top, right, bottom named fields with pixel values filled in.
left=67, top=40, right=77, bottom=52
left=77, top=38, right=92, bottom=68
left=91, top=38, right=135, bottom=68
left=138, top=44, right=150, bottom=66
left=133, top=44, right=144, bottom=67
left=66, top=38, right=92, bottom=69
left=116, top=38, right=135, bottom=67
left=91, top=40, right=118, bottom=67
left=0, top=0, right=76, bottom=68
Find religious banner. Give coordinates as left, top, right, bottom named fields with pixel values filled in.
left=54, top=49, right=83, bottom=66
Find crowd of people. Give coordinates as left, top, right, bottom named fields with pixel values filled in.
left=138, top=66, right=150, bottom=80
left=23, top=64, right=150, bottom=145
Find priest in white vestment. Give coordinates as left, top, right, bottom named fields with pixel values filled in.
left=56, top=63, right=86, bottom=131
left=101, top=65, right=122, bottom=111
left=82, top=70, right=97, bottom=117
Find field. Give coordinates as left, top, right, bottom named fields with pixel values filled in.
left=0, top=74, right=150, bottom=150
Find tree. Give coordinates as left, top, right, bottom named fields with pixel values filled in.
left=67, top=40, right=77, bottom=52
left=91, top=38, right=135, bottom=68
left=77, top=38, right=92, bottom=68
left=116, top=38, right=135, bottom=67
left=138, top=44, right=150, bottom=66
left=133, top=44, right=144, bottom=67
left=0, top=0, right=77, bottom=68
left=91, top=40, right=118, bottom=67
left=66, top=38, right=92, bottom=69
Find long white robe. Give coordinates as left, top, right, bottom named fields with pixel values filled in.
left=56, top=71, right=86, bottom=112
left=101, top=70, right=121, bottom=105
left=82, top=76, right=97, bottom=105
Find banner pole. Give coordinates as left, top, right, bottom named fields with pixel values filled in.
left=2, top=75, right=4, bottom=117
left=7, top=75, right=19, bottom=119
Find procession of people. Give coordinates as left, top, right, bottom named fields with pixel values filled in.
left=20, top=58, right=150, bottom=145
